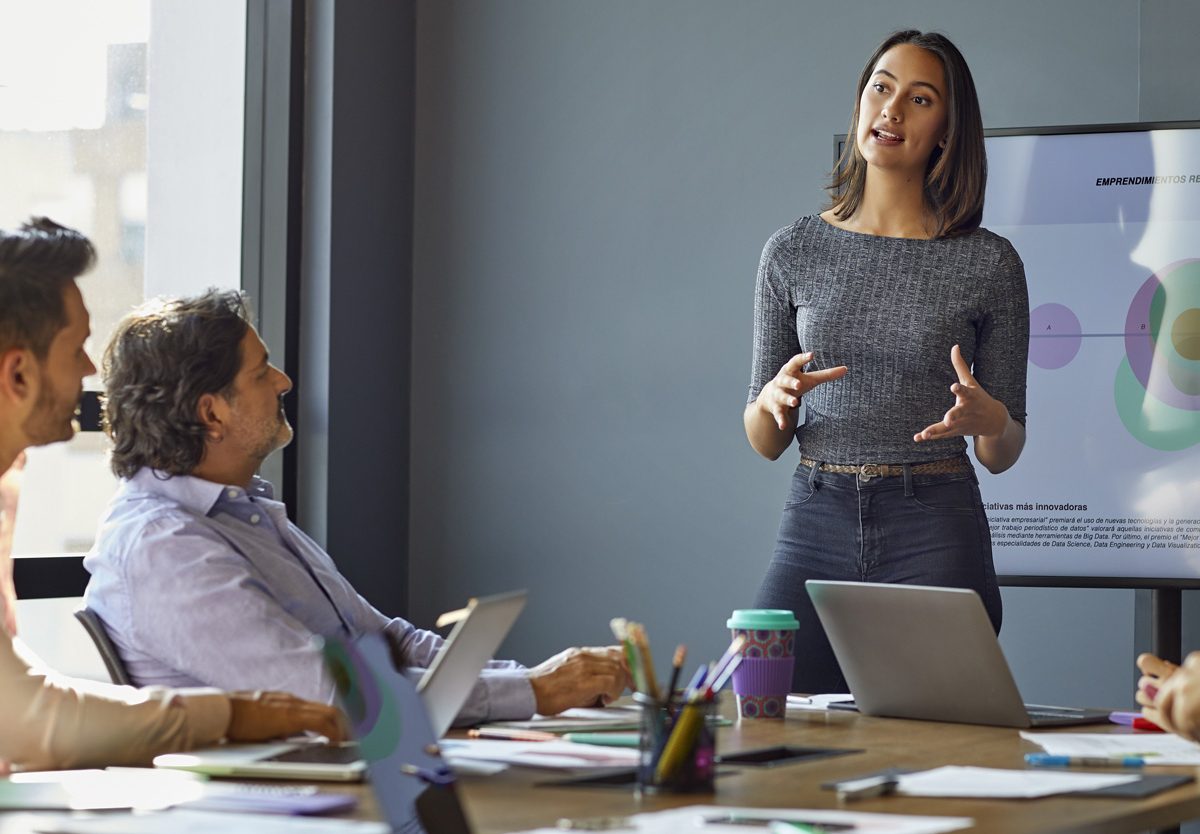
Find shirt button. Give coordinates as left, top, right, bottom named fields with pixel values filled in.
left=250, top=514, right=261, bottom=524
left=227, top=489, right=239, bottom=499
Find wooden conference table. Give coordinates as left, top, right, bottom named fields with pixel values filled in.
left=435, top=705, right=1200, bottom=834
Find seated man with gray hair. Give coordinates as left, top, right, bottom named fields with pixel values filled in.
left=85, top=290, right=628, bottom=724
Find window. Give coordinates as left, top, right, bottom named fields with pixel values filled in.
left=1, top=0, right=250, bottom=561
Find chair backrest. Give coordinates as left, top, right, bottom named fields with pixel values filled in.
left=73, top=607, right=132, bottom=686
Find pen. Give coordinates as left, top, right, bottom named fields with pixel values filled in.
left=399, top=762, right=456, bottom=785
left=562, top=732, right=640, bottom=748
left=1024, top=753, right=1146, bottom=768
left=468, top=728, right=557, bottom=742
left=704, top=653, right=743, bottom=697
left=833, top=773, right=899, bottom=801
left=654, top=702, right=705, bottom=782
left=769, top=822, right=856, bottom=833
left=666, top=644, right=686, bottom=701
left=702, top=815, right=856, bottom=832
left=681, top=663, right=708, bottom=701
left=707, top=634, right=747, bottom=688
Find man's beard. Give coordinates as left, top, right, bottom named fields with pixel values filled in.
left=248, top=408, right=293, bottom=463
left=21, top=384, right=78, bottom=446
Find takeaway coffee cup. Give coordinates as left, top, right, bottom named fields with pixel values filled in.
left=726, top=609, right=799, bottom=719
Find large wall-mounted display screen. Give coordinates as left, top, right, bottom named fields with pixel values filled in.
left=975, top=124, right=1200, bottom=584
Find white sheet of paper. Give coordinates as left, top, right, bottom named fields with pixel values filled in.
left=1021, top=732, right=1200, bottom=765
left=480, top=704, right=642, bottom=732
left=896, top=766, right=1137, bottom=798
left=439, top=738, right=638, bottom=769
left=30, top=809, right=389, bottom=834
left=0, top=769, right=206, bottom=812
left=514, top=804, right=972, bottom=833
left=787, top=693, right=855, bottom=711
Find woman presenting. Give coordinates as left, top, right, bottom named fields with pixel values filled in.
left=744, top=30, right=1029, bottom=694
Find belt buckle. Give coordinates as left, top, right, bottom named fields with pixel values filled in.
left=858, top=463, right=881, bottom=482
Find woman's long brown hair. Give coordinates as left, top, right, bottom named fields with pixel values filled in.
left=827, top=30, right=986, bottom=239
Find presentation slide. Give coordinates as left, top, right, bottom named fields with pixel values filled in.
left=978, top=127, right=1200, bottom=581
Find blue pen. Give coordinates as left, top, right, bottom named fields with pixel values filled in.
left=1025, top=753, right=1145, bottom=768
left=681, top=664, right=708, bottom=701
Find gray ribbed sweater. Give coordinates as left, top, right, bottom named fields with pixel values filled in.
left=747, top=215, right=1029, bottom=464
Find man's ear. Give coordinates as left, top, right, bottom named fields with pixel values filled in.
left=195, top=392, right=226, bottom=442
left=0, top=349, right=37, bottom=405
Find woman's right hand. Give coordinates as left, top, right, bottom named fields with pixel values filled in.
left=756, top=352, right=848, bottom=431
left=1137, top=652, right=1200, bottom=740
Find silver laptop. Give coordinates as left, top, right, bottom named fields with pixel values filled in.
left=417, top=589, right=527, bottom=737
left=806, top=580, right=1110, bottom=728
left=154, top=590, right=527, bottom=780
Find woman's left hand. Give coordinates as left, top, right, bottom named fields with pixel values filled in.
left=914, top=345, right=1008, bottom=442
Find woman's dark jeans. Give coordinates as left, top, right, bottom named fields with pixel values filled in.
left=753, top=459, right=1001, bottom=695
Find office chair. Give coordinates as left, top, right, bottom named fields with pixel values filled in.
left=73, top=607, right=133, bottom=686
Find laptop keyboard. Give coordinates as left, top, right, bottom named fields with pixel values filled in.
left=1025, top=708, right=1084, bottom=719
left=263, top=744, right=362, bottom=764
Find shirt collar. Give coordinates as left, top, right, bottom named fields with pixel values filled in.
left=125, top=468, right=276, bottom=516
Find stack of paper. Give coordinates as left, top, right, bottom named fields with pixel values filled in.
left=1021, top=732, right=1200, bottom=765
left=33, top=810, right=389, bottom=834
left=896, top=766, right=1138, bottom=798
left=514, top=805, right=971, bottom=833
left=786, top=694, right=855, bottom=711
left=439, top=738, right=639, bottom=770
left=478, top=704, right=642, bottom=733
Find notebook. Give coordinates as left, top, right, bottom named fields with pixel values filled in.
left=154, top=590, right=526, bottom=780
left=806, top=580, right=1110, bottom=728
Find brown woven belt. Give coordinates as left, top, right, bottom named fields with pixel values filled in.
left=799, top=455, right=972, bottom=480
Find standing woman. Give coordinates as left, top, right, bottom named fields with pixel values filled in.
left=744, top=30, right=1029, bottom=694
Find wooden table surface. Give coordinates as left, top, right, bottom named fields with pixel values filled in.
left=446, top=707, right=1200, bottom=834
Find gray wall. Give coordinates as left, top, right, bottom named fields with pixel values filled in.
left=405, top=0, right=1193, bottom=711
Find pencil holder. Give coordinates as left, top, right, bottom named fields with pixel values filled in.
left=634, top=692, right=716, bottom=794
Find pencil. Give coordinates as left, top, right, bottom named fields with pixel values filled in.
left=610, top=618, right=645, bottom=694
left=666, top=644, right=686, bottom=703
left=653, top=702, right=704, bottom=782
left=468, top=727, right=558, bottom=742
left=630, top=623, right=661, bottom=702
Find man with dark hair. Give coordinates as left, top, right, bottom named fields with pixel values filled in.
left=0, top=218, right=345, bottom=770
left=85, top=290, right=628, bottom=723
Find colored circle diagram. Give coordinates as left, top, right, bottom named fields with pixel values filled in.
left=1029, top=303, right=1083, bottom=370
left=1115, top=259, right=1200, bottom=451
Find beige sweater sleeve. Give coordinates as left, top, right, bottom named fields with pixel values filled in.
left=0, top=634, right=231, bottom=771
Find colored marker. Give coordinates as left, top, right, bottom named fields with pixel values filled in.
left=1025, top=753, right=1145, bottom=768
left=1109, top=711, right=1165, bottom=731
left=562, top=732, right=640, bottom=748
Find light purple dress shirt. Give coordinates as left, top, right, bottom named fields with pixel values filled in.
left=83, top=468, right=536, bottom=725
